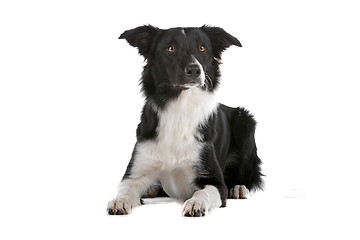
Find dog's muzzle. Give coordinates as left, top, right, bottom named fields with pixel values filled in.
left=175, top=63, right=205, bottom=89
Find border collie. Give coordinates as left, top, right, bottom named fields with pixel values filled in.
left=107, top=25, right=263, bottom=217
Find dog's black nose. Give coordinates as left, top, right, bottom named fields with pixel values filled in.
left=185, top=64, right=201, bottom=79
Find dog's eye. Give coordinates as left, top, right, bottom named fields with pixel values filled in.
left=199, top=45, right=206, bottom=52
left=167, top=45, right=175, bottom=53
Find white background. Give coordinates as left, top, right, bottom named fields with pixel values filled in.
left=1, top=0, right=359, bottom=239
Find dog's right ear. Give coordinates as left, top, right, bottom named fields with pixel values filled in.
left=119, top=25, right=160, bottom=59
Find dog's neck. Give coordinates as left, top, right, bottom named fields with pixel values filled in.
left=150, top=87, right=218, bottom=116
left=154, top=87, right=218, bottom=146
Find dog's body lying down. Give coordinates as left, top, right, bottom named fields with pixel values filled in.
left=107, top=25, right=263, bottom=217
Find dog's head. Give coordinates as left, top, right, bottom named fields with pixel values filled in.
left=119, top=25, right=241, bottom=97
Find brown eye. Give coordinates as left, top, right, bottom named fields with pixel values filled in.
left=167, top=45, right=175, bottom=53
left=199, top=45, right=206, bottom=52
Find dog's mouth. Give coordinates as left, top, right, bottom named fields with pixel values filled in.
left=171, top=82, right=202, bottom=89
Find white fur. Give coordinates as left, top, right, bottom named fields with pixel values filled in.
left=133, top=88, right=218, bottom=197
left=182, top=185, right=222, bottom=216
left=181, top=29, right=186, bottom=36
left=229, top=185, right=250, bottom=199
left=108, top=87, right=219, bottom=213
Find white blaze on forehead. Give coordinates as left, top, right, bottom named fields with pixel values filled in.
left=181, top=29, right=186, bottom=36
left=191, top=55, right=201, bottom=65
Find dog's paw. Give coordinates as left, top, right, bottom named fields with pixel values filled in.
left=107, top=198, right=132, bottom=215
left=229, top=185, right=250, bottom=199
left=182, top=198, right=207, bottom=217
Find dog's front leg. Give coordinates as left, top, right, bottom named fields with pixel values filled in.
left=182, top=185, right=222, bottom=217
left=107, top=176, right=154, bottom=215
left=182, top=144, right=227, bottom=217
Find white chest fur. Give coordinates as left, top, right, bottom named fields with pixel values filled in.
left=156, top=88, right=218, bottom=164
left=132, top=88, right=218, bottom=200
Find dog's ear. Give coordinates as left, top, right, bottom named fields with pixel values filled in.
left=119, top=25, right=160, bottom=59
left=200, top=26, right=242, bottom=59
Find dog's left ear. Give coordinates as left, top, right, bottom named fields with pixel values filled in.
left=119, top=25, right=160, bottom=59
left=200, top=26, right=242, bottom=59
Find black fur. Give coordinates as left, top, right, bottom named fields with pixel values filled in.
left=118, top=25, right=263, bottom=208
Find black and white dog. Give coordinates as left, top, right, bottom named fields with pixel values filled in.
left=107, top=25, right=263, bottom=217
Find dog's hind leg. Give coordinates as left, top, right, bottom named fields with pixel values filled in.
left=229, top=185, right=250, bottom=199
left=223, top=107, right=264, bottom=194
